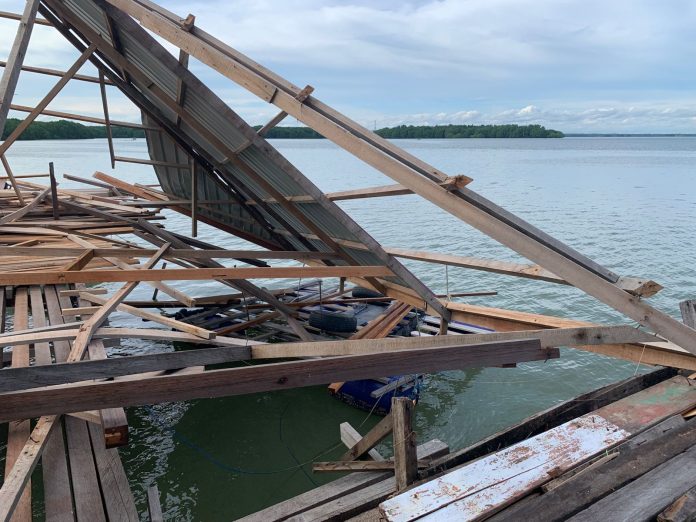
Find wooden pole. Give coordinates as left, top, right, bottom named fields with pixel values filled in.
left=48, top=162, right=59, bottom=220
left=392, top=397, right=418, bottom=491
left=0, top=154, right=25, bottom=205
left=98, top=71, right=116, bottom=169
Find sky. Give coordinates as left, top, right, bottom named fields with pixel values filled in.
left=1, top=0, right=696, bottom=133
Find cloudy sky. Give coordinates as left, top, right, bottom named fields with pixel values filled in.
left=1, top=0, right=696, bottom=133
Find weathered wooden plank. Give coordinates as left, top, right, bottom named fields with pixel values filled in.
left=65, top=416, right=107, bottom=521
left=568, top=444, right=696, bottom=522
left=0, top=339, right=553, bottom=421
left=381, top=377, right=696, bottom=521
left=341, top=422, right=384, bottom=461
left=0, top=264, right=392, bottom=285
left=0, top=187, right=50, bottom=225
left=4, top=287, right=31, bottom=522
left=680, top=300, right=696, bottom=329
left=146, top=485, right=164, bottom=522
left=0, top=345, right=251, bottom=392
left=658, top=485, right=696, bottom=522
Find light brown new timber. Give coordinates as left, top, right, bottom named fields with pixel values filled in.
left=4, top=287, right=30, bottom=522
left=392, top=396, right=418, bottom=491
left=10, top=103, right=156, bottom=130
left=80, top=291, right=214, bottom=339
left=60, top=248, right=94, bottom=271
left=66, top=243, right=170, bottom=362
left=0, top=187, right=50, bottom=225
left=0, top=44, right=98, bottom=157
left=0, top=265, right=392, bottom=285
left=109, top=0, right=696, bottom=352
left=257, top=85, right=314, bottom=137
left=0, top=339, right=551, bottom=421
left=340, top=414, right=393, bottom=461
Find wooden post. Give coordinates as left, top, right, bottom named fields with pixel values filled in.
left=48, top=162, right=59, bottom=220
left=0, top=154, right=24, bottom=205
left=147, top=485, right=164, bottom=522
left=392, top=397, right=418, bottom=491
left=190, top=156, right=198, bottom=237
left=680, top=300, right=696, bottom=329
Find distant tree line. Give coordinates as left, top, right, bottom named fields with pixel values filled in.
left=1, top=118, right=563, bottom=141
left=258, top=123, right=563, bottom=139
left=1, top=118, right=145, bottom=140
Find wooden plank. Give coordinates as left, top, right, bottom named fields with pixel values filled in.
left=340, top=414, right=393, bottom=461
left=0, top=344, right=250, bottom=392
left=239, top=439, right=448, bottom=522
left=61, top=248, right=94, bottom=272
left=147, top=485, right=164, bottom=522
left=107, top=0, right=696, bottom=353
left=382, top=377, right=696, bottom=521
left=0, top=264, right=392, bottom=285
left=9, top=103, right=157, bottom=130
left=0, top=154, right=24, bottom=205
left=28, top=286, right=74, bottom=521
left=65, top=243, right=170, bottom=362
left=341, top=422, right=384, bottom=461
left=87, top=417, right=139, bottom=521
left=49, top=162, right=60, bottom=220
left=314, top=461, right=429, bottom=472
left=392, top=397, right=418, bottom=491
left=567, top=444, right=696, bottom=522
left=0, top=59, right=110, bottom=84
left=387, top=248, right=662, bottom=297
left=99, top=71, right=116, bottom=169
left=0, top=187, right=50, bottom=225
left=0, top=339, right=552, bottom=421
left=64, top=416, right=107, bottom=521
left=3, top=287, right=31, bottom=522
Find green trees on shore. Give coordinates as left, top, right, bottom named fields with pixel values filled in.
left=1, top=118, right=563, bottom=141
left=1, top=118, right=145, bottom=140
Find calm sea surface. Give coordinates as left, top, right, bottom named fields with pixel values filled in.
left=1, top=137, right=695, bottom=520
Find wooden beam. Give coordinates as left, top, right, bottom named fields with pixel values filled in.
left=0, top=59, right=110, bottom=84
left=0, top=264, right=393, bottom=285
left=107, top=0, right=696, bottom=353
left=0, top=345, right=251, bottom=392
left=340, top=422, right=385, bottom=461
left=340, top=414, right=393, bottom=461
left=0, top=10, right=50, bottom=26
left=0, top=186, right=50, bottom=225
left=387, top=248, right=663, bottom=298
left=114, top=155, right=189, bottom=169
left=0, top=44, right=98, bottom=156
left=0, top=0, right=40, bottom=137
left=65, top=243, right=170, bottom=362
left=680, top=300, right=696, bottom=329
left=9, top=103, right=157, bottom=130
left=257, top=85, right=314, bottom=137
left=313, top=461, right=428, bottom=472
left=48, top=161, right=59, bottom=220
left=0, top=339, right=551, bottom=421
left=190, top=157, right=198, bottom=237
left=1, top=154, right=24, bottom=205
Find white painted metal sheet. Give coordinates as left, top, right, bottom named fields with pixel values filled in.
left=379, top=414, right=629, bottom=521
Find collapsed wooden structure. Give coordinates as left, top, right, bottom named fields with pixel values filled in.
left=0, top=0, right=694, bottom=520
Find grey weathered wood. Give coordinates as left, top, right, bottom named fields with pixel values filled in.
left=0, top=344, right=251, bottom=392
left=65, top=416, right=107, bottom=521
left=147, top=485, right=164, bottom=522
left=239, top=440, right=448, bottom=522
left=392, top=397, right=418, bottom=491
left=341, top=422, right=384, bottom=461
left=568, top=444, right=696, bottom=522
left=491, top=418, right=696, bottom=522
left=340, top=414, right=393, bottom=461
left=49, top=162, right=59, bottom=220
left=680, top=300, right=696, bottom=329
left=0, top=339, right=552, bottom=422
left=658, top=484, right=696, bottom=522
left=621, top=415, right=686, bottom=450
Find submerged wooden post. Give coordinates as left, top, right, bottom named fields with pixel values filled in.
left=49, top=162, right=59, bottom=220
left=392, top=397, right=418, bottom=491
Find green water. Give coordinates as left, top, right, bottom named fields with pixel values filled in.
left=1, top=137, right=695, bottom=520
